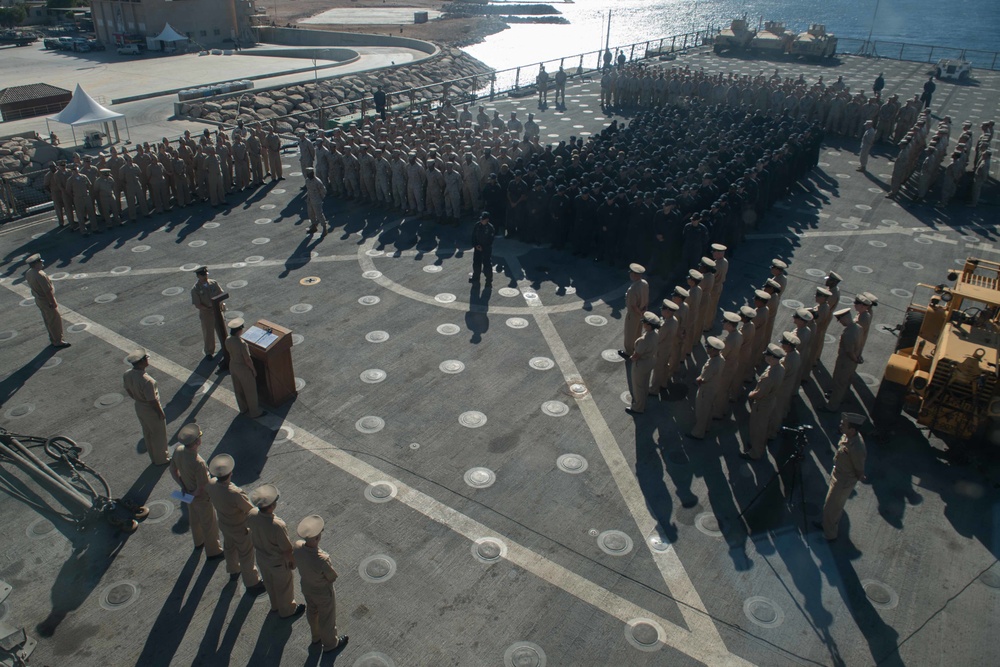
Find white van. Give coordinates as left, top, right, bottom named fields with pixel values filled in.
left=117, top=44, right=141, bottom=56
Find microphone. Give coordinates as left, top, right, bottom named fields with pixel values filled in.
left=781, top=425, right=813, bottom=432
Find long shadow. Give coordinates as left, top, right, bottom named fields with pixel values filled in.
left=815, top=526, right=905, bottom=667
left=194, top=577, right=239, bottom=664
left=278, top=235, right=322, bottom=279
left=0, top=346, right=57, bottom=408
left=765, top=529, right=844, bottom=666
left=211, top=407, right=284, bottom=487
left=464, top=286, right=490, bottom=345
left=213, top=590, right=261, bottom=664
left=132, top=552, right=223, bottom=667
left=246, top=608, right=297, bottom=667
left=634, top=419, right=679, bottom=545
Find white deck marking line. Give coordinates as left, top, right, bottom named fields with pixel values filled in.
left=533, top=309, right=745, bottom=657
left=0, top=279, right=752, bottom=666
left=501, top=255, right=746, bottom=664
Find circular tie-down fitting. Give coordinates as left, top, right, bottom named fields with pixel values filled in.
left=94, top=393, right=124, bottom=409
left=26, top=516, right=57, bottom=539
left=625, top=617, right=666, bottom=652
left=464, top=466, right=496, bottom=489
left=290, top=303, right=313, bottom=314
left=360, top=369, right=387, bottom=384
left=498, top=287, right=519, bottom=298
left=566, top=382, right=588, bottom=398
left=743, top=596, right=785, bottom=628
left=366, top=331, right=390, bottom=343
left=131, top=244, right=151, bottom=253
left=541, top=400, right=569, bottom=417
left=226, top=280, right=248, bottom=290
left=358, top=555, right=397, bottom=584
left=647, top=531, right=672, bottom=553
left=439, top=360, right=465, bottom=374
left=352, top=652, right=397, bottom=667
left=528, top=357, right=554, bottom=371
left=471, top=537, right=508, bottom=564
left=99, top=580, right=141, bottom=611
left=274, top=427, right=295, bottom=444
left=585, top=314, right=608, bottom=326
left=861, top=579, right=899, bottom=610
left=4, top=403, right=34, bottom=419
left=556, top=453, right=588, bottom=474
left=161, top=286, right=184, bottom=297
left=364, top=481, right=398, bottom=504
left=300, top=276, right=321, bottom=286
left=597, top=530, right=634, bottom=557
left=355, top=416, right=385, bottom=434
left=601, top=349, right=625, bottom=363
left=94, top=293, right=117, bottom=304
left=805, top=268, right=827, bottom=278
left=695, top=512, right=723, bottom=537
left=141, top=500, right=176, bottom=525
left=359, top=295, right=381, bottom=306
left=0, top=330, right=18, bottom=342
left=291, top=334, right=304, bottom=346
left=362, top=270, right=382, bottom=280
left=505, top=317, right=529, bottom=329
left=140, top=315, right=165, bottom=326
left=422, top=264, right=442, bottom=273
left=436, top=323, right=460, bottom=336
left=503, top=641, right=547, bottom=667
left=459, top=411, right=487, bottom=429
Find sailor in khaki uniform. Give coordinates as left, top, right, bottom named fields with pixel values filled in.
left=730, top=305, right=757, bottom=402
left=24, top=254, right=70, bottom=348
left=760, top=278, right=783, bottom=350
left=669, top=286, right=690, bottom=376
left=817, top=413, right=868, bottom=540
left=790, top=308, right=813, bottom=385
left=683, top=269, right=704, bottom=358
left=294, top=515, right=349, bottom=653
left=742, top=343, right=785, bottom=460
left=225, top=318, right=266, bottom=419
left=768, top=332, right=801, bottom=439
left=689, top=336, right=726, bottom=440
left=122, top=348, right=169, bottom=465
left=749, top=290, right=771, bottom=379
left=649, top=300, right=680, bottom=393
left=809, top=287, right=833, bottom=370
left=855, top=292, right=877, bottom=362
left=626, top=312, right=661, bottom=415
left=247, top=484, right=303, bottom=618
left=169, top=424, right=223, bottom=557
left=205, top=454, right=264, bottom=591
left=826, top=308, right=864, bottom=411
left=618, top=263, right=649, bottom=358
left=704, top=244, right=728, bottom=331
left=191, top=266, right=225, bottom=359
left=713, top=312, right=743, bottom=419
left=697, top=257, right=717, bottom=332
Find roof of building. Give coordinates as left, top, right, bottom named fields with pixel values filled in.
left=0, top=83, right=72, bottom=106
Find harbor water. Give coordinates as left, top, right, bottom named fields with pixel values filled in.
left=463, top=0, right=1000, bottom=70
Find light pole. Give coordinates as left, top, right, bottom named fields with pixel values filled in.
left=865, top=0, right=882, bottom=56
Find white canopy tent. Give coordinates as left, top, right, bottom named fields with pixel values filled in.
left=45, top=84, right=129, bottom=147
left=150, top=23, right=188, bottom=51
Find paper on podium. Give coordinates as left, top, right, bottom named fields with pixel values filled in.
left=171, top=490, right=195, bottom=504
left=242, top=325, right=278, bottom=348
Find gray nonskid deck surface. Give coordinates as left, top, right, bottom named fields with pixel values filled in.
left=0, top=50, right=998, bottom=667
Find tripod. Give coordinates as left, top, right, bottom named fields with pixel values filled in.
left=736, top=427, right=810, bottom=535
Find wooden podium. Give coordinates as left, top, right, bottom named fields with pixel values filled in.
left=241, top=319, right=296, bottom=407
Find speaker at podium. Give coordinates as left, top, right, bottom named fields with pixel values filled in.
left=240, top=319, right=297, bottom=407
